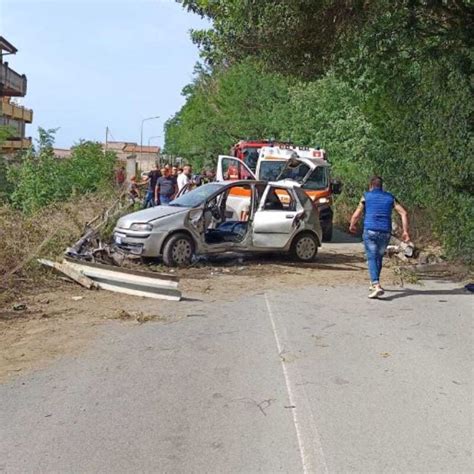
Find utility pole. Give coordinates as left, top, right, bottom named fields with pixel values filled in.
left=105, top=126, right=109, bottom=154
left=148, top=135, right=161, bottom=146
left=140, top=116, right=160, bottom=165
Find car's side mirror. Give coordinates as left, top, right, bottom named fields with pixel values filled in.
left=331, top=180, right=342, bottom=195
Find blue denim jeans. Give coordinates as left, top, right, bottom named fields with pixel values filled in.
left=363, top=230, right=391, bottom=284
left=160, top=195, right=172, bottom=205
left=143, top=190, right=156, bottom=208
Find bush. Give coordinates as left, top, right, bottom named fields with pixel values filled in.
left=0, top=193, right=118, bottom=303
left=7, top=129, right=117, bottom=213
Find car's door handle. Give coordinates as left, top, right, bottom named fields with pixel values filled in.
left=285, top=214, right=295, bottom=219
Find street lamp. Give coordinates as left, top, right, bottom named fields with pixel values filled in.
left=140, top=116, right=160, bottom=162
left=148, top=135, right=161, bottom=146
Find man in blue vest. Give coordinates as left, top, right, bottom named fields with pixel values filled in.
left=350, top=176, right=410, bottom=299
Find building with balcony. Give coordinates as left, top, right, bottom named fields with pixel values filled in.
left=0, top=36, right=32, bottom=154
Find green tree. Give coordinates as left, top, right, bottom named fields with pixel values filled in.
left=164, top=60, right=290, bottom=168
left=182, top=1, right=473, bottom=78
left=7, top=128, right=117, bottom=213
left=170, top=0, right=474, bottom=260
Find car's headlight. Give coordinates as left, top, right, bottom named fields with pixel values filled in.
left=317, top=197, right=329, bottom=204
left=130, top=223, right=152, bottom=232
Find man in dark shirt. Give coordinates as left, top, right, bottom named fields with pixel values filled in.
left=143, top=164, right=161, bottom=208
left=156, top=167, right=178, bottom=205
left=350, top=176, right=410, bottom=299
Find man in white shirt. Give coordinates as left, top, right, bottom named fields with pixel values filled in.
left=177, top=165, right=192, bottom=191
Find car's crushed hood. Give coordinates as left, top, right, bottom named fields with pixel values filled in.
left=116, top=205, right=189, bottom=229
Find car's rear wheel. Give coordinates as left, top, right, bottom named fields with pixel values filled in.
left=162, top=233, right=195, bottom=267
left=291, top=233, right=318, bottom=262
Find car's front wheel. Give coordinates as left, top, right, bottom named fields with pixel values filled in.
left=291, top=233, right=318, bottom=262
left=162, top=233, right=195, bottom=267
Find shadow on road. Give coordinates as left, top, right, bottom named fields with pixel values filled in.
left=201, top=251, right=366, bottom=270
left=383, top=287, right=471, bottom=301
left=329, top=229, right=361, bottom=245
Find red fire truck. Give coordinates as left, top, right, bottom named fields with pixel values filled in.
left=231, top=140, right=289, bottom=172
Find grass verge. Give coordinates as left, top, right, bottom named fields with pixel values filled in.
left=0, top=192, right=119, bottom=305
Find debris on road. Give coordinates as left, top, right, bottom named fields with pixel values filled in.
left=67, top=260, right=181, bottom=301
left=12, top=303, right=27, bottom=311
left=110, top=310, right=168, bottom=324
left=38, top=259, right=98, bottom=290
left=64, top=197, right=129, bottom=263
left=387, top=237, right=416, bottom=260
left=34, top=197, right=182, bottom=301
left=39, top=258, right=181, bottom=301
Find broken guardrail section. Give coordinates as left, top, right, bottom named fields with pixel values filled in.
left=38, top=258, right=181, bottom=301
left=38, top=196, right=181, bottom=301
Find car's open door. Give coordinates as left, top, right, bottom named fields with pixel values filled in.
left=216, top=155, right=256, bottom=182
left=252, top=184, right=301, bottom=249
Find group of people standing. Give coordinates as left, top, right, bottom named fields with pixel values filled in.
left=123, top=163, right=216, bottom=209
left=141, top=164, right=193, bottom=208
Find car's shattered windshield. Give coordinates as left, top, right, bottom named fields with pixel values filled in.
left=278, top=163, right=310, bottom=182
left=278, top=163, right=328, bottom=190
left=302, top=166, right=328, bottom=190
left=169, top=183, right=224, bottom=208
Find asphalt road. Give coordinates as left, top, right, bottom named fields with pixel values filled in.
left=1, top=261, right=472, bottom=472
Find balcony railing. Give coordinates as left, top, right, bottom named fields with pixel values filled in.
left=1, top=137, right=32, bottom=150
left=1, top=100, right=33, bottom=122
left=0, top=116, right=25, bottom=137
left=0, top=62, right=27, bottom=97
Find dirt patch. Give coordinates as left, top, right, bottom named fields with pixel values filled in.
left=1, top=241, right=404, bottom=382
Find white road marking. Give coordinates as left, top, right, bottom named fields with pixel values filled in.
left=265, top=293, right=328, bottom=474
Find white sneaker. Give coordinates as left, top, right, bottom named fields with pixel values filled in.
left=368, top=287, right=385, bottom=299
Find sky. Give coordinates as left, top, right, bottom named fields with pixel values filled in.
left=1, top=0, right=209, bottom=149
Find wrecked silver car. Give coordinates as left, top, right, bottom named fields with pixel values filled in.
left=113, top=180, right=322, bottom=266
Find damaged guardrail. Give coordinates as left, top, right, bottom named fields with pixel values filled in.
left=38, top=195, right=182, bottom=301
left=38, top=258, right=181, bottom=301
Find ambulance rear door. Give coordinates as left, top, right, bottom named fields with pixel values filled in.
left=216, top=155, right=256, bottom=182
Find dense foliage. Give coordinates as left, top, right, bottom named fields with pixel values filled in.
left=6, top=128, right=117, bottom=213
left=166, top=1, right=473, bottom=261
left=181, top=1, right=472, bottom=77
left=165, top=61, right=290, bottom=170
